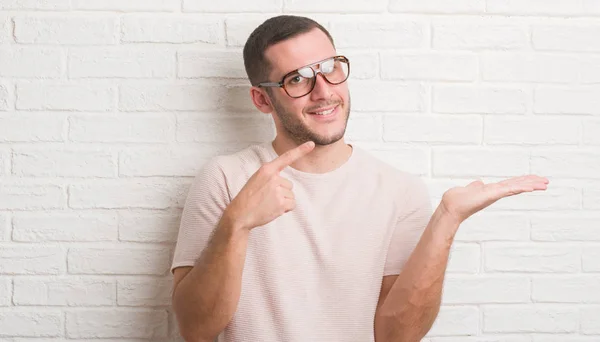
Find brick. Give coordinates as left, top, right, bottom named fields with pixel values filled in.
left=483, top=305, right=578, bottom=333
left=14, top=16, right=117, bottom=45
left=72, top=0, right=179, bottom=11
left=0, top=114, right=64, bottom=142
left=389, top=0, right=485, bottom=13
left=344, top=114, right=381, bottom=142
left=0, top=278, right=9, bottom=306
left=12, top=212, right=118, bottom=242
left=448, top=244, right=480, bottom=273
left=584, top=187, right=600, bottom=209
left=533, top=276, right=600, bottom=303
left=119, top=146, right=221, bottom=177
left=532, top=150, right=600, bottom=179
left=577, top=56, right=600, bottom=84
left=0, top=312, right=62, bottom=337
left=68, top=247, right=171, bottom=275
left=351, top=81, right=424, bottom=112
left=485, top=244, right=580, bottom=273
left=176, top=115, right=273, bottom=143
left=119, top=83, right=253, bottom=112
left=0, top=15, right=8, bottom=43
left=17, top=83, right=115, bottom=111
left=482, top=53, right=580, bottom=83
left=0, top=247, right=64, bottom=275
left=118, top=278, right=172, bottom=306
left=455, top=213, right=529, bottom=242
left=0, top=82, right=11, bottom=111
left=367, top=147, right=429, bottom=176
left=344, top=53, right=378, bottom=80
left=69, top=114, right=171, bottom=143
left=532, top=215, right=600, bottom=241
left=329, top=19, right=425, bottom=49
left=491, top=187, right=580, bottom=211
left=433, top=21, right=528, bottom=50
left=433, top=85, right=528, bottom=114
left=0, top=47, right=63, bottom=78
left=122, top=15, right=223, bottom=44
left=535, top=86, right=600, bottom=115
left=427, top=337, right=531, bottom=342
left=426, top=306, right=479, bottom=336
left=0, top=0, right=69, bottom=10
left=13, top=149, right=116, bottom=177
left=583, top=247, right=600, bottom=272
left=432, top=148, right=529, bottom=177
left=384, top=115, right=481, bottom=144
left=583, top=120, right=600, bottom=145
left=13, top=278, right=115, bottom=306
left=487, top=0, right=582, bottom=15
left=442, top=275, right=530, bottom=304
left=581, top=306, right=600, bottom=334
left=186, top=0, right=281, bottom=12
left=0, top=151, right=6, bottom=177
left=533, top=25, right=600, bottom=52
left=119, top=212, right=180, bottom=243
left=0, top=183, right=65, bottom=210
left=532, top=335, right=600, bottom=342
left=381, top=53, right=477, bottom=81
left=66, top=309, right=168, bottom=338
left=225, top=16, right=274, bottom=47
left=0, top=214, right=7, bottom=241
left=286, top=0, right=387, bottom=12
left=69, top=181, right=183, bottom=209
left=486, top=117, right=580, bottom=145
left=178, top=50, right=245, bottom=79
left=70, top=47, right=174, bottom=78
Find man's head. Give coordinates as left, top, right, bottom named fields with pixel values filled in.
left=243, top=15, right=351, bottom=146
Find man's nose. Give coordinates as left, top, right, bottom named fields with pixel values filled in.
left=309, top=73, right=332, bottom=100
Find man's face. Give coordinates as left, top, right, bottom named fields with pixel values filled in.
left=263, top=28, right=351, bottom=146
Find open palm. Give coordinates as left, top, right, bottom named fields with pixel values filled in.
left=440, top=175, right=550, bottom=224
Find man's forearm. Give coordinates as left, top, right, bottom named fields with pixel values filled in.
left=375, top=206, right=460, bottom=342
left=173, top=213, right=250, bottom=342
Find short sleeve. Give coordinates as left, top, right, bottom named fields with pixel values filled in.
left=383, top=176, right=433, bottom=276
left=171, top=158, right=230, bottom=273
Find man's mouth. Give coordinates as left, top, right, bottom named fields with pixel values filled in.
left=308, top=104, right=339, bottom=116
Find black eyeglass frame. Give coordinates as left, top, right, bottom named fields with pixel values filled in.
left=257, top=55, right=350, bottom=98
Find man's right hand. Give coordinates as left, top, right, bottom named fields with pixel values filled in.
left=224, top=141, right=315, bottom=231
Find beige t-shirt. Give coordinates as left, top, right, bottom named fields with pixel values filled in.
left=172, top=142, right=432, bottom=342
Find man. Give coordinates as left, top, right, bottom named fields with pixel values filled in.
left=171, top=15, right=548, bottom=342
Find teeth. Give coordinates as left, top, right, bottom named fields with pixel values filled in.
left=313, top=107, right=335, bottom=115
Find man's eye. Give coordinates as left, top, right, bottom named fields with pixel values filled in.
left=289, top=76, right=303, bottom=84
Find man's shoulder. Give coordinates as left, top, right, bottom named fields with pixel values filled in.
left=200, top=142, right=273, bottom=178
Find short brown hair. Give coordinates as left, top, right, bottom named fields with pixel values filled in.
left=242, top=15, right=335, bottom=86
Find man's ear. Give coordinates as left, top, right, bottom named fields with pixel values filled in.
left=250, top=86, right=274, bottom=114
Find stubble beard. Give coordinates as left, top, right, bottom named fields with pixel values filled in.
left=270, top=94, right=351, bottom=146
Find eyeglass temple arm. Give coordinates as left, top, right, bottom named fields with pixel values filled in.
left=258, top=82, right=283, bottom=87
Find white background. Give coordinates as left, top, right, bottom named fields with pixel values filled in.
left=1, top=0, right=600, bottom=341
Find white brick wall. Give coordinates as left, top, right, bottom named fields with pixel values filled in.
left=0, top=2, right=599, bottom=341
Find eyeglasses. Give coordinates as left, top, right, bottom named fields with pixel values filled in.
left=258, top=55, right=350, bottom=98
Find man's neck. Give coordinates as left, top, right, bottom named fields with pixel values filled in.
left=271, top=136, right=353, bottom=174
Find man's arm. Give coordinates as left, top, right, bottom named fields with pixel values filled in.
left=172, top=141, right=315, bottom=341
left=172, top=213, right=249, bottom=342
left=374, top=175, right=549, bottom=342
left=374, top=206, right=457, bottom=342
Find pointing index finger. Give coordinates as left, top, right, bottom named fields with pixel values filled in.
left=271, top=141, right=315, bottom=171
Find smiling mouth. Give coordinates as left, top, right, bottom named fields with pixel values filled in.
left=308, top=104, right=339, bottom=116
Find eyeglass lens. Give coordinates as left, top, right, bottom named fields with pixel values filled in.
left=282, top=58, right=349, bottom=98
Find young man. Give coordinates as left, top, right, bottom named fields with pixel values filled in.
left=171, top=15, right=549, bottom=342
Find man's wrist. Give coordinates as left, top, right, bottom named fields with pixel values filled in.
left=431, top=205, right=462, bottom=241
